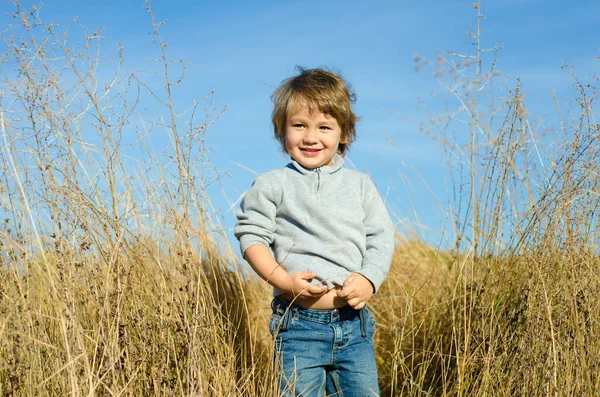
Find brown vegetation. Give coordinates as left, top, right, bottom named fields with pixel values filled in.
left=1, top=2, right=599, bottom=396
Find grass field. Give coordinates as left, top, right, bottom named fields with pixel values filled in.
left=1, top=2, right=599, bottom=396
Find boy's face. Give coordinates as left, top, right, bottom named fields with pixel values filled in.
left=285, top=105, right=346, bottom=169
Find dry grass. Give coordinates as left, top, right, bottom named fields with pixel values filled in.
left=1, top=2, right=599, bottom=396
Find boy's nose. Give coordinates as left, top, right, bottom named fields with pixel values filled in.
left=302, top=128, right=318, bottom=143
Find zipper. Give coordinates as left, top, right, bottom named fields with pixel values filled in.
left=316, top=167, right=322, bottom=197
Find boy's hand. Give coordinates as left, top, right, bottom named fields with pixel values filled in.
left=286, top=271, right=328, bottom=298
left=337, top=273, right=374, bottom=309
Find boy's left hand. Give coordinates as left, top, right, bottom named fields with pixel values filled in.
left=337, top=273, right=374, bottom=310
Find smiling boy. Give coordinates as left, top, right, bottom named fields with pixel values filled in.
left=235, top=67, right=394, bottom=396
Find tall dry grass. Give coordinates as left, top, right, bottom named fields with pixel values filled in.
left=1, top=2, right=599, bottom=396
left=383, top=4, right=600, bottom=396
left=0, top=2, right=274, bottom=395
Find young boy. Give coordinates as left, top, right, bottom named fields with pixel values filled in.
left=235, top=68, right=394, bottom=396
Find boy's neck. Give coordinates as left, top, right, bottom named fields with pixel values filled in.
left=290, top=154, right=344, bottom=175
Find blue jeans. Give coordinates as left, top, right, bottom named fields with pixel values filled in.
left=269, top=296, right=380, bottom=397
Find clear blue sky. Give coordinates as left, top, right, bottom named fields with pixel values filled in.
left=2, top=0, right=599, bottom=249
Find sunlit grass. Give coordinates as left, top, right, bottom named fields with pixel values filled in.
left=1, top=2, right=599, bottom=396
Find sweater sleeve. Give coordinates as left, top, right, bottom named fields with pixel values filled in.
left=234, top=175, right=278, bottom=256
left=356, top=175, right=395, bottom=293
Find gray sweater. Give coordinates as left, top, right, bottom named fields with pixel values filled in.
left=234, top=154, right=394, bottom=295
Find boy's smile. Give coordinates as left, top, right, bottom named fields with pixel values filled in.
left=285, top=105, right=346, bottom=169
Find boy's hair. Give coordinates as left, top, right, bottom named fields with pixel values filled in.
left=271, top=67, right=358, bottom=156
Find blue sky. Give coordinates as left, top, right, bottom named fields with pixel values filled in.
left=2, top=0, right=599, bottom=250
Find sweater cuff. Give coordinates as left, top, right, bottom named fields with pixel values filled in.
left=239, top=235, right=270, bottom=256
left=357, top=265, right=386, bottom=294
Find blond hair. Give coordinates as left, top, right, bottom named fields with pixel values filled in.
left=271, top=67, right=358, bottom=156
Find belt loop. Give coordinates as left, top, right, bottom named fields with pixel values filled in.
left=272, top=298, right=292, bottom=332
left=282, top=306, right=294, bottom=331
left=359, top=307, right=367, bottom=337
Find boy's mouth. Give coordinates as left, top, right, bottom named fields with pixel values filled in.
left=300, top=148, right=322, bottom=157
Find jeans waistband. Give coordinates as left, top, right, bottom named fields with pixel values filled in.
left=271, top=295, right=360, bottom=324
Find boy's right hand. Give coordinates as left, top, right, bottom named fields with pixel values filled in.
left=242, top=245, right=327, bottom=298
left=286, top=271, right=328, bottom=297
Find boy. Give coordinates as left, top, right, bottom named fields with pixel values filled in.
left=235, top=68, right=394, bottom=396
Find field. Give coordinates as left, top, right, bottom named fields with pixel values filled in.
left=1, top=3, right=599, bottom=396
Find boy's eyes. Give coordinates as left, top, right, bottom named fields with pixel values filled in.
left=291, top=123, right=331, bottom=130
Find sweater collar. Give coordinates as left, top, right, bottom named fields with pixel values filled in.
left=289, top=153, right=344, bottom=175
